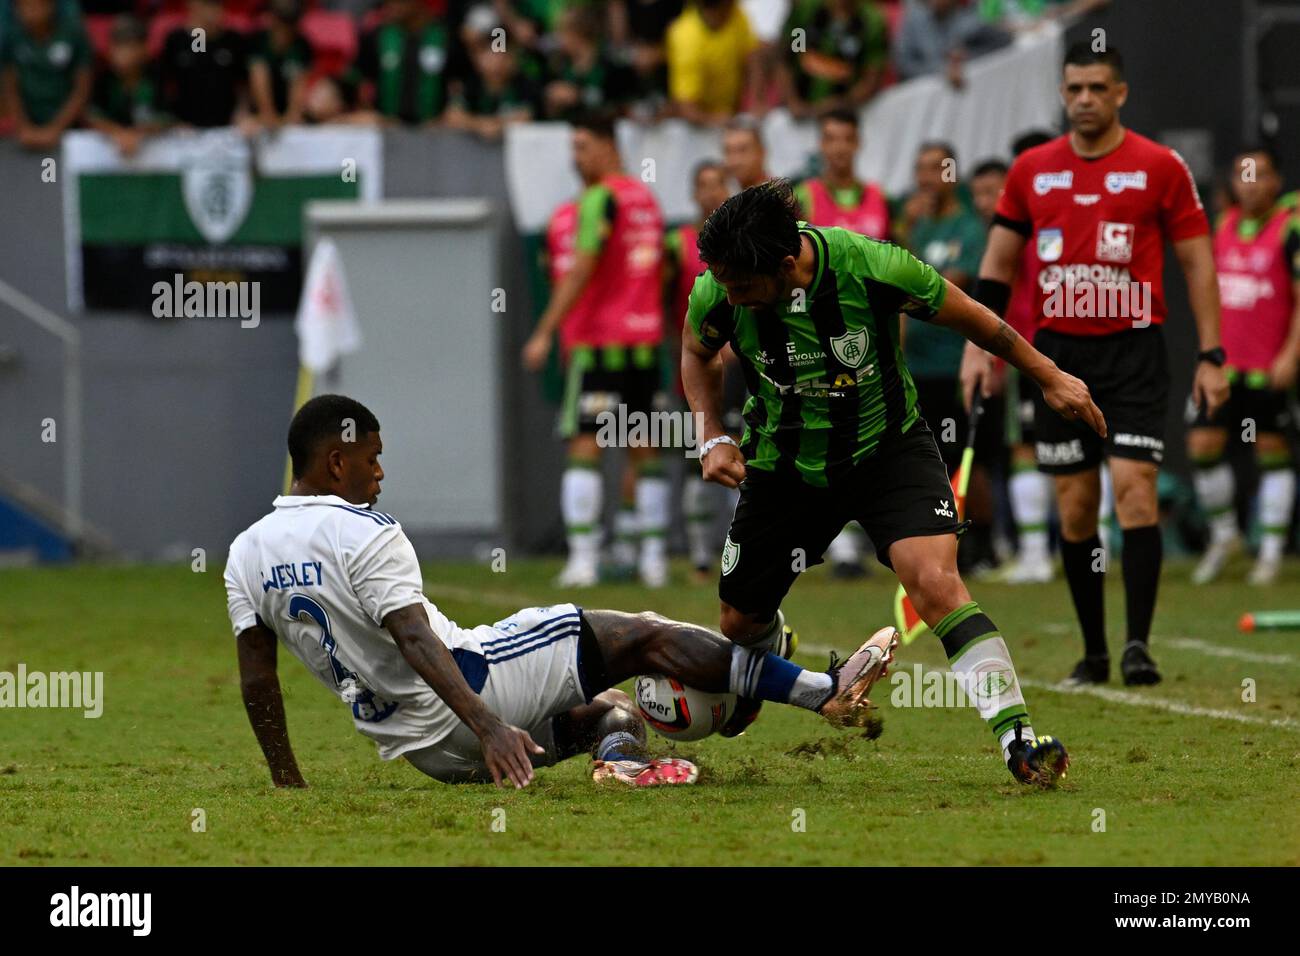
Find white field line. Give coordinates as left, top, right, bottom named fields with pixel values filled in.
left=826, top=642, right=1300, bottom=732
left=1019, top=678, right=1299, bottom=732
left=1161, top=637, right=1298, bottom=667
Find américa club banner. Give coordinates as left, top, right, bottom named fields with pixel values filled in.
left=61, top=126, right=382, bottom=313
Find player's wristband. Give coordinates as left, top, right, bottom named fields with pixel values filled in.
left=699, top=435, right=739, bottom=459
left=971, top=277, right=1012, bottom=318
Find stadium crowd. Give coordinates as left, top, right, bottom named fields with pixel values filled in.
left=1, top=0, right=1106, bottom=151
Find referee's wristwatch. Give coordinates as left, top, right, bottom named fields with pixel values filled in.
left=1198, top=346, right=1226, bottom=367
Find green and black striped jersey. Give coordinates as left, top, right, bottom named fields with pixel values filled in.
left=686, top=224, right=948, bottom=487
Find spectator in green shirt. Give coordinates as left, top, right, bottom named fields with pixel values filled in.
left=779, top=0, right=889, bottom=118
left=354, top=0, right=452, bottom=126
left=0, top=0, right=92, bottom=151
left=249, top=0, right=314, bottom=130
left=901, top=141, right=986, bottom=389
left=445, top=17, right=541, bottom=140
left=85, top=14, right=170, bottom=157
left=542, top=5, right=637, bottom=120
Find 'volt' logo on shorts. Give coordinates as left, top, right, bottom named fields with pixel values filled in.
left=934, top=499, right=954, bottom=517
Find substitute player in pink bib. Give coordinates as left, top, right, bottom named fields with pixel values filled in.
left=523, top=112, right=669, bottom=589
left=794, top=108, right=891, bottom=241
left=1187, top=145, right=1300, bottom=585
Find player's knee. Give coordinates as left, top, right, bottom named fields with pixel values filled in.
left=1114, top=473, right=1158, bottom=525
left=1255, top=433, right=1289, bottom=460
left=1187, top=428, right=1225, bottom=462
left=1057, top=487, right=1100, bottom=537
left=910, top=564, right=964, bottom=619
left=719, top=603, right=766, bottom=644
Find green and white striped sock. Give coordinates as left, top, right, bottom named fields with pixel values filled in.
left=933, top=602, right=1034, bottom=760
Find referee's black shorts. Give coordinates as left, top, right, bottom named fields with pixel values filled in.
left=1032, top=326, right=1168, bottom=474
left=718, top=421, right=961, bottom=620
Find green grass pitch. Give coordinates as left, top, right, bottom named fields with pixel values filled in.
left=1, top=557, right=1297, bottom=866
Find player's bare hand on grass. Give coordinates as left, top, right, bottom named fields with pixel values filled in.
left=480, top=722, right=545, bottom=789
left=1193, top=361, right=1230, bottom=416
left=701, top=440, right=746, bottom=488
left=521, top=331, right=552, bottom=372
left=1040, top=368, right=1106, bottom=438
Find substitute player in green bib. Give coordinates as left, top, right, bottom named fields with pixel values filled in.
left=682, top=180, right=1101, bottom=784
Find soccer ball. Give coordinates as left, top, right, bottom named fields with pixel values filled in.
left=634, top=675, right=736, bottom=742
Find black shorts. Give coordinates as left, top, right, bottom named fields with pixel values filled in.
left=719, top=421, right=961, bottom=619
left=913, top=377, right=1004, bottom=470
left=1186, top=370, right=1294, bottom=435
left=1032, top=326, right=1168, bottom=474
left=559, top=343, right=664, bottom=438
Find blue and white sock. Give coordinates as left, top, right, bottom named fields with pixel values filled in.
left=729, top=646, right=832, bottom=710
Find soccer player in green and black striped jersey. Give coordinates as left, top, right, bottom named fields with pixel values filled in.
left=681, top=180, right=1102, bottom=784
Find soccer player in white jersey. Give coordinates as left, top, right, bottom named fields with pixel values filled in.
left=225, top=395, right=897, bottom=789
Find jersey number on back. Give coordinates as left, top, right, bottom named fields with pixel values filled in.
left=288, top=594, right=399, bottom=723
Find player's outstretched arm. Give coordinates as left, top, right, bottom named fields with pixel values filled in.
left=236, top=624, right=307, bottom=789
left=383, top=604, right=544, bottom=789
left=934, top=278, right=1107, bottom=438
left=681, top=332, right=746, bottom=487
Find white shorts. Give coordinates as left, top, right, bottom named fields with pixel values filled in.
left=404, top=604, right=590, bottom=783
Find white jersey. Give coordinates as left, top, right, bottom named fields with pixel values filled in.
left=224, top=495, right=495, bottom=760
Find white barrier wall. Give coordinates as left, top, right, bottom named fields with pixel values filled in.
left=306, top=200, right=504, bottom=539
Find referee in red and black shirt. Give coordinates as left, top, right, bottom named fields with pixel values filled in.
left=961, top=43, right=1229, bottom=686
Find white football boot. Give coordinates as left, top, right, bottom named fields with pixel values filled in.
left=999, top=554, right=1054, bottom=584
left=1248, top=555, right=1281, bottom=586
left=555, top=557, right=599, bottom=588
left=1192, top=533, right=1239, bottom=585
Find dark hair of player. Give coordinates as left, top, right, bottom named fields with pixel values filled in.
left=818, top=106, right=859, bottom=131
left=693, top=158, right=724, bottom=183
left=971, top=158, right=1009, bottom=179
left=918, top=140, right=957, bottom=163
left=288, top=394, right=381, bottom=478
left=1012, top=129, right=1055, bottom=156
left=1062, top=41, right=1124, bottom=82
left=572, top=109, right=618, bottom=142
left=697, top=179, right=802, bottom=276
